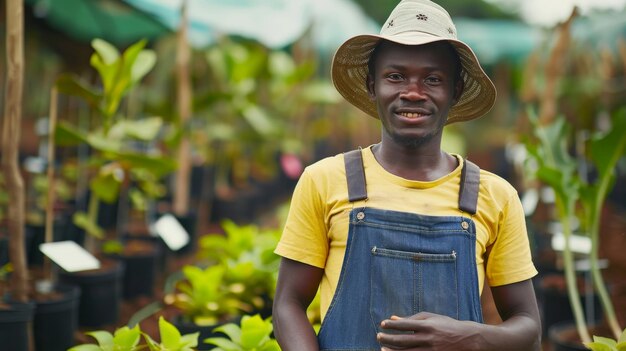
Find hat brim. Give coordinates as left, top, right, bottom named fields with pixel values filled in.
left=331, top=33, right=497, bottom=124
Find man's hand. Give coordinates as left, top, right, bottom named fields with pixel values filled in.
left=377, top=312, right=482, bottom=351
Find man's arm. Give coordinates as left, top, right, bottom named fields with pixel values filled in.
left=273, top=257, right=324, bottom=351
left=377, top=279, right=541, bottom=351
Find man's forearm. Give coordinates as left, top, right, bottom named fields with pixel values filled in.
left=473, top=315, right=541, bottom=351
left=273, top=303, right=320, bottom=351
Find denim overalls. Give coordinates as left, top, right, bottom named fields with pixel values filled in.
left=318, top=149, right=483, bottom=350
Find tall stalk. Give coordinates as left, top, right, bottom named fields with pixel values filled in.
left=2, top=0, right=28, bottom=303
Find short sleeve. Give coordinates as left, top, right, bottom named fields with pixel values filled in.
left=485, top=192, right=538, bottom=286
left=274, top=168, right=329, bottom=268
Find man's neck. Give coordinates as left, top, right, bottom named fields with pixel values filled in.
left=371, top=142, right=458, bottom=182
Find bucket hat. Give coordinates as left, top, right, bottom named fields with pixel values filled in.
left=331, top=0, right=496, bottom=124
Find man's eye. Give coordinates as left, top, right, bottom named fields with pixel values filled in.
left=425, top=76, right=442, bottom=84
left=387, top=73, right=403, bottom=80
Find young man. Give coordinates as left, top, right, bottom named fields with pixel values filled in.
left=272, top=0, right=541, bottom=350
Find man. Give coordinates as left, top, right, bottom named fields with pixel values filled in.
left=272, top=0, right=541, bottom=350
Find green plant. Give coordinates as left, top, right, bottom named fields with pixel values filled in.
left=197, top=220, right=281, bottom=313
left=69, top=324, right=142, bottom=351
left=524, top=109, right=626, bottom=342
left=69, top=316, right=199, bottom=351
left=584, top=328, right=626, bottom=351
left=54, top=38, right=175, bottom=247
left=168, top=264, right=245, bottom=326
left=144, top=316, right=199, bottom=351
left=204, top=314, right=279, bottom=351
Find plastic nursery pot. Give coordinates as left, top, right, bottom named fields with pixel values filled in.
left=172, top=315, right=241, bottom=351
left=548, top=321, right=592, bottom=351
left=0, top=301, right=36, bottom=351
left=108, top=238, right=159, bottom=300
left=59, top=258, right=124, bottom=327
left=34, top=284, right=81, bottom=351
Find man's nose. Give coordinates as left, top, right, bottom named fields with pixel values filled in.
left=400, top=80, right=427, bottom=100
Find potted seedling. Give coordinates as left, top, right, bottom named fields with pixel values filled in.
left=53, top=37, right=175, bottom=326
left=204, top=314, right=279, bottom=351
left=69, top=316, right=199, bottom=351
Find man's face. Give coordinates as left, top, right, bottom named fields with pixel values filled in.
left=367, top=41, right=462, bottom=149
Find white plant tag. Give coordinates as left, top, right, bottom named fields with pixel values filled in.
left=551, top=232, right=592, bottom=255
left=39, top=241, right=100, bottom=272
left=153, top=214, right=189, bottom=251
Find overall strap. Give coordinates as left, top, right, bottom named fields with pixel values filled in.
left=344, top=148, right=367, bottom=202
left=459, top=159, right=480, bottom=215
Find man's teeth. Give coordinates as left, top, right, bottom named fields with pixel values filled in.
left=399, top=112, right=425, bottom=118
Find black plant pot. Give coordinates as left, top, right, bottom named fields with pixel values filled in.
left=58, top=259, right=124, bottom=327
left=109, top=238, right=159, bottom=300
left=24, top=221, right=67, bottom=266
left=0, top=301, right=35, bottom=351
left=34, top=284, right=81, bottom=351
left=548, top=321, right=589, bottom=351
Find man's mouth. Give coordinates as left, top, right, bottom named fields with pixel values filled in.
left=398, top=112, right=428, bottom=118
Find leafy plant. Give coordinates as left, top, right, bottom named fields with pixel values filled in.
left=168, top=264, right=245, bottom=326
left=69, top=324, right=142, bottom=351
left=525, top=109, right=626, bottom=342
left=204, top=314, right=279, bottom=351
left=584, top=328, right=626, bottom=351
left=197, top=220, right=281, bottom=313
left=54, top=38, right=175, bottom=245
left=144, top=316, right=199, bottom=351
left=69, top=316, right=199, bottom=351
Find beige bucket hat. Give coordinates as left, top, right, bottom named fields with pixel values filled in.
left=331, top=0, right=496, bottom=124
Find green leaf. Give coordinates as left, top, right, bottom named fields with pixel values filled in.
left=203, top=337, right=242, bottom=351
left=112, top=325, right=141, bottom=350
left=86, top=133, right=123, bottom=153
left=213, top=323, right=242, bottom=343
left=583, top=342, right=613, bottom=351
left=593, top=335, right=618, bottom=347
left=86, top=330, right=114, bottom=348
left=73, top=212, right=104, bottom=239
left=92, top=38, right=120, bottom=65
left=114, top=152, right=177, bottom=177
left=55, top=121, right=89, bottom=146
left=108, top=117, right=163, bottom=141
left=240, top=315, right=271, bottom=348
left=55, top=74, right=102, bottom=107
left=588, top=111, right=626, bottom=178
left=158, top=316, right=182, bottom=349
left=131, top=50, right=157, bottom=83
left=241, top=105, right=275, bottom=136
left=91, top=172, right=122, bottom=204
left=617, top=342, right=626, bottom=351
left=179, top=333, right=199, bottom=349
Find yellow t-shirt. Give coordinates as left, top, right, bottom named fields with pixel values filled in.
left=275, top=146, right=537, bottom=320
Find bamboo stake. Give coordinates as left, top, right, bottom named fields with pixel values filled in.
left=173, top=0, right=192, bottom=216
left=43, top=87, right=58, bottom=282
left=2, top=0, right=28, bottom=303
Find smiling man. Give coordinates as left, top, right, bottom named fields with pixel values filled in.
left=272, top=1, right=541, bottom=350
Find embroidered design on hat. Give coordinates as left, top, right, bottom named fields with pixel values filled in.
left=416, top=13, right=428, bottom=21
left=387, top=19, right=394, bottom=28
left=447, top=27, right=454, bottom=35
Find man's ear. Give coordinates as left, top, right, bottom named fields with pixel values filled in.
left=366, top=74, right=376, bottom=100
left=452, top=78, right=464, bottom=105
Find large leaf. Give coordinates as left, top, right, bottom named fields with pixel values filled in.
left=92, top=38, right=120, bottom=65
left=241, top=105, right=275, bottom=136
left=85, top=330, right=114, bottom=348
left=108, top=117, right=163, bottom=141
left=240, top=315, right=272, bottom=349
left=55, top=121, right=89, bottom=146
left=114, top=151, right=177, bottom=177
left=55, top=74, right=102, bottom=107
left=112, top=325, right=141, bottom=350
left=73, top=212, right=104, bottom=239
left=159, top=316, right=183, bottom=349
left=588, top=110, right=626, bottom=180
left=131, top=50, right=157, bottom=84
left=91, top=170, right=122, bottom=204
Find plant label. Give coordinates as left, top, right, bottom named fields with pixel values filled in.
left=39, top=241, right=100, bottom=272
left=153, top=214, right=189, bottom=251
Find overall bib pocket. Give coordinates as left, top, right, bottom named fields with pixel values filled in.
left=370, top=246, right=459, bottom=332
